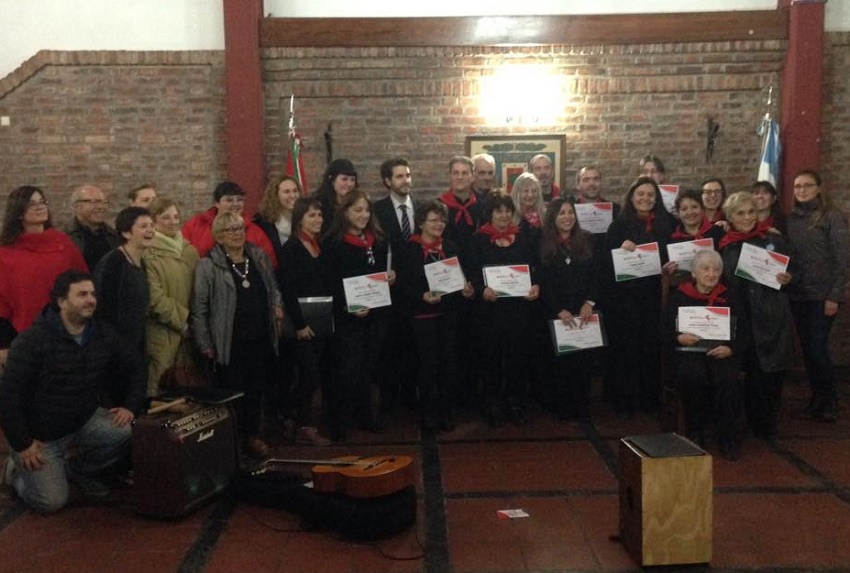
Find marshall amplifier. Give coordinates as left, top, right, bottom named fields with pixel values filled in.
left=132, top=402, right=238, bottom=518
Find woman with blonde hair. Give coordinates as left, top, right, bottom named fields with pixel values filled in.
left=143, top=197, right=200, bottom=395
left=253, top=175, right=302, bottom=256
left=511, top=172, right=545, bottom=241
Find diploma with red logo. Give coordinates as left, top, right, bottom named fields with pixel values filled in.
left=550, top=313, right=606, bottom=355
left=611, top=242, right=662, bottom=282
left=424, top=256, right=466, bottom=295
left=734, top=242, right=790, bottom=290
left=659, top=184, right=680, bottom=214
left=483, top=264, right=532, bottom=297
left=574, top=202, right=613, bottom=234
left=677, top=306, right=731, bottom=342
left=343, top=272, right=392, bottom=312
left=666, top=238, right=715, bottom=272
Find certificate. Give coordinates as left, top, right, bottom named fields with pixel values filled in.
left=574, top=202, right=614, bottom=234
left=424, top=256, right=466, bottom=295
left=666, top=238, right=715, bottom=272
left=677, top=306, right=731, bottom=341
left=343, top=272, right=392, bottom=312
left=550, top=313, right=606, bottom=355
left=734, top=242, right=790, bottom=290
left=659, top=184, right=680, bottom=214
left=483, top=264, right=532, bottom=297
left=611, top=242, right=662, bottom=282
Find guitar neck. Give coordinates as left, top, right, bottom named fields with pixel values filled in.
left=265, top=457, right=361, bottom=466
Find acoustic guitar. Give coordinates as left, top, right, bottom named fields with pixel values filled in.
left=254, top=455, right=414, bottom=499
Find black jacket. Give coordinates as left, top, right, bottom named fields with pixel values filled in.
left=0, top=307, right=145, bottom=452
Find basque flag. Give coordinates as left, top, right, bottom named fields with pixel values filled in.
left=757, top=118, right=781, bottom=187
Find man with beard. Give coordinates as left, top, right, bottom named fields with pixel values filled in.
left=0, top=271, right=144, bottom=512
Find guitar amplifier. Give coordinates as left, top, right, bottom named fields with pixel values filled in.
left=132, top=402, right=238, bottom=518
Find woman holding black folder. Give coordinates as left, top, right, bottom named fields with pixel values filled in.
left=278, top=197, right=332, bottom=446
left=322, top=191, right=394, bottom=442
left=396, top=200, right=474, bottom=433
left=538, top=198, right=597, bottom=421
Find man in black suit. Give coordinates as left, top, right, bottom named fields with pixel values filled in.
left=373, top=157, right=415, bottom=252
left=373, top=158, right=418, bottom=419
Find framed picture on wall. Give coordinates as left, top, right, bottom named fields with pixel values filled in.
left=465, top=134, right=566, bottom=193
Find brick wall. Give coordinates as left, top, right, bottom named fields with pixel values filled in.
left=0, top=51, right=226, bottom=227
left=262, top=42, right=784, bottom=199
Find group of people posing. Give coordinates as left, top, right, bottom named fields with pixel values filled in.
left=0, top=152, right=847, bottom=515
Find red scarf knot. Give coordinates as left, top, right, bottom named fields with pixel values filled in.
left=671, top=217, right=713, bottom=240
left=299, top=231, right=321, bottom=255
left=410, top=234, right=446, bottom=261
left=342, top=230, right=376, bottom=249
left=478, top=223, right=519, bottom=245
left=523, top=211, right=541, bottom=228
left=678, top=281, right=728, bottom=306
left=439, top=190, right=477, bottom=227
left=718, top=220, right=771, bottom=250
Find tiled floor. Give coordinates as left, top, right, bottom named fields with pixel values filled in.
left=3, top=372, right=850, bottom=573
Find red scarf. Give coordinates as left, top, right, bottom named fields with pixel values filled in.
left=439, top=190, right=477, bottom=226
left=299, top=231, right=321, bottom=256
left=671, top=217, right=713, bottom=240
left=342, top=229, right=376, bottom=249
left=678, top=281, right=728, bottom=306
left=639, top=211, right=655, bottom=233
left=410, top=234, right=445, bottom=261
left=523, top=211, right=541, bottom=228
left=478, top=223, right=519, bottom=245
left=762, top=216, right=775, bottom=229
left=558, top=233, right=572, bottom=249
left=718, top=220, right=771, bottom=250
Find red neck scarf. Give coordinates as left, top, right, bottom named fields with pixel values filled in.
left=439, top=190, right=477, bottom=226
left=678, top=281, right=728, bottom=306
left=523, top=211, right=542, bottom=228
left=671, top=217, right=713, bottom=240
left=639, top=211, right=655, bottom=232
left=299, top=231, right=321, bottom=256
left=558, top=233, right=572, bottom=249
left=410, top=234, right=445, bottom=261
left=342, top=229, right=376, bottom=249
left=718, top=220, right=771, bottom=250
left=478, top=223, right=519, bottom=245
left=761, top=216, right=776, bottom=229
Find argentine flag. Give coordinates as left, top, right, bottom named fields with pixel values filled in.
left=757, top=118, right=781, bottom=186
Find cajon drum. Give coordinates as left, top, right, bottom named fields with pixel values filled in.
left=619, top=433, right=712, bottom=566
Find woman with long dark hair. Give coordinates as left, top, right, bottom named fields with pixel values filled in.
left=467, top=195, right=540, bottom=427
left=313, top=159, right=358, bottom=235
left=604, top=176, right=676, bottom=415
left=786, top=170, right=849, bottom=422
left=0, top=186, right=87, bottom=368
left=538, top=198, right=597, bottom=420
left=277, top=197, right=333, bottom=446
left=322, top=190, right=394, bottom=442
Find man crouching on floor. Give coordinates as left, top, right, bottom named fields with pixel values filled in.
left=0, top=270, right=144, bottom=512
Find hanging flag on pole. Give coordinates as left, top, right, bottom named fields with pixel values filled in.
left=285, top=95, right=308, bottom=194
left=756, top=87, right=781, bottom=187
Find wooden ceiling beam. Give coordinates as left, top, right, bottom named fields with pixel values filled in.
left=260, top=11, right=788, bottom=47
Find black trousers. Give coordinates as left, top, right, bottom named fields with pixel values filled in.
left=676, top=350, right=743, bottom=443
left=216, top=337, right=274, bottom=437
left=411, top=312, right=459, bottom=428
left=291, top=336, right=328, bottom=426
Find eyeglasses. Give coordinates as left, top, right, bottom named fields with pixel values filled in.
left=219, top=196, right=246, bottom=204
left=75, top=199, right=109, bottom=205
left=702, top=189, right=724, bottom=196
left=27, top=200, right=49, bottom=208
left=793, top=183, right=818, bottom=190
left=221, top=225, right=245, bottom=234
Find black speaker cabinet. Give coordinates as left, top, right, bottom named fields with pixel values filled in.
left=132, top=403, right=238, bottom=518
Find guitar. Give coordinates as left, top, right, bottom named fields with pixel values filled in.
left=253, top=455, right=414, bottom=499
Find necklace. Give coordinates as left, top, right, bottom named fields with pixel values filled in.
left=558, top=245, right=572, bottom=266
left=226, top=253, right=251, bottom=288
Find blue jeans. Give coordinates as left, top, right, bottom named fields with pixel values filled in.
left=791, top=300, right=837, bottom=402
left=7, top=408, right=131, bottom=512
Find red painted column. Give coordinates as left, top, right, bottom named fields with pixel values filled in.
left=779, top=0, right=825, bottom=210
left=222, top=0, right=265, bottom=213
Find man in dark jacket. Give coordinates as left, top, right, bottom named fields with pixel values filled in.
left=0, top=270, right=145, bottom=512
